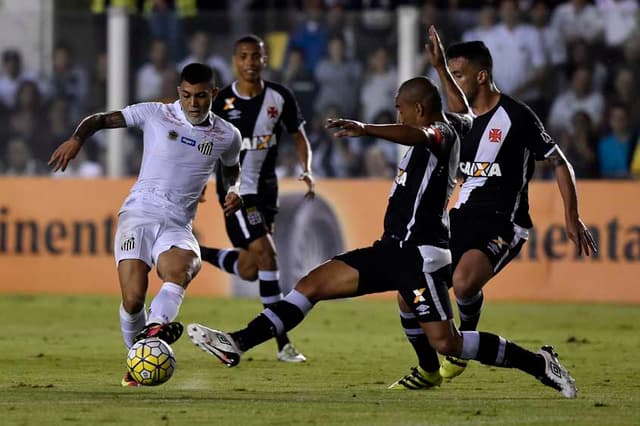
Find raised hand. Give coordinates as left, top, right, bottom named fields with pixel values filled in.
left=325, top=118, right=366, bottom=138
left=48, top=137, right=83, bottom=172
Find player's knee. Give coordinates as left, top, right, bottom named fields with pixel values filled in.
left=430, top=336, right=459, bottom=357
left=238, top=261, right=258, bottom=281
left=162, top=256, right=200, bottom=285
left=294, top=274, right=322, bottom=303
left=122, top=294, right=145, bottom=314
left=452, top=269, right=478, bottom=299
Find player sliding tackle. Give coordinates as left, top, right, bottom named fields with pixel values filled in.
left=187, top=27, right=577, bottom=398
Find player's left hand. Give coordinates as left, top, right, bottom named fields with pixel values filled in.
left=223, top=192, right=242, bottom=216
left=425, top=25, right=446, bottom=69
left=566, top=216, right=598, bottom=256
left=326, top=118, right=366, bottom=138
left=299, top=172, right=315, bottom=200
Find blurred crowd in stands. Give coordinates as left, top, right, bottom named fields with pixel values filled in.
left=0, top=0, right=639, bottom=179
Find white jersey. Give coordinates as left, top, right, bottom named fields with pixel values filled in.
left=120, top=100, right=241, bottom=224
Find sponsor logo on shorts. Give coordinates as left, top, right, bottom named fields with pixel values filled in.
left=246, top=207, right=263, bottom=226
left=413, top=288, right=426, bottom=303
left=415, top=303, right=431, bottom=314
left=120, top=235, right=135, bottom=251
left=197, top=141, right=213, bottom=156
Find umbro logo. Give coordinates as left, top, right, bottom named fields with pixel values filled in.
left=550, top=362, right=562, bottom=378
left=217, top=334, right=232, bottom=345
left=228, top=109, right=242, bottom=120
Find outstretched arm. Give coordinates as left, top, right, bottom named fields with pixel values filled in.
left=547, top=147, right=598, bottom=256
left=426, top=25, right=471, bottom=115
left=292, top=127, right=315, bottom=199
left=326, top=119, right=445, bottom=153
left=48, top=111, right=127, bottom=172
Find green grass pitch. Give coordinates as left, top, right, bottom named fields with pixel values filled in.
left=1, top=294, right=638, bottom=425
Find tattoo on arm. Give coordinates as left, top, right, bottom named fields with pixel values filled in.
left=73, top=111, right=126, bottom=144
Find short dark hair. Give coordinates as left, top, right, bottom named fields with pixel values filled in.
left=180, top=63, right=214, bottom=86
left=399, top=77, right=442, bottom=114
left=446, top=41, right=493, bottom=77
left=233, top=34, right=265, bottom=54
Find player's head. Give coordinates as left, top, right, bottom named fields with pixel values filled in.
left=395, top=77, right=442, bottom=126
left=446, top=41, right=493, bottom=104
left=177, top=63, right=217, bottom=125
left=233, top=34, right=267, bottom=83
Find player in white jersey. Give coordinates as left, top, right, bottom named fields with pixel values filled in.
left=49, top=63, right=243, bottom=387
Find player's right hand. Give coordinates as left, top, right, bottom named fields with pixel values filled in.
left=223, top=192, right=243, bottom=216
left=325, top=118, right=366, bottom=138
left=425, top=25, right=446, bottom=69
left=48, top=137, right=82, bottom=172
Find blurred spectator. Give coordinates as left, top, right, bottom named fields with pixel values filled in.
left=598, top=103, right=638, bottom=178
left=275, top=144, right=303, bottom=178
left=606, top=67, right=640, bottom=131
left=309, top=104, right=356, bottom=177
left=595, top=0, right=638, bottom=51
left=359, top=46, right=397, bottom=123
left=559, top=111, right=599, bottom=178
left=287, top=0, right=329, bottom=72
left=145, top=0, right=186, bottom=62
left=483, top=0, right=546, bottom=113
left=550, top=0, right=603, bottom=44
left=4, top=137, right=47, bottom=176
left=565, top=39, right=608, bottom=92
left=0, top=49, right=43, bottom=110
left=314, top=35, right=362, bottom=118
left=88, top=52, right=108, bottom=113
left=135, top=39, right=172, bottom=102
left=361, top=109, right=398, bottom=177
left=49, top=43, right=90, bottom=121
left=156, top=68, right=180, bottom=104
left=364, top=145, right=394, bottom=178
left=40, top=97, right=74, bottom=164
left=176, top=31, right=233, bottom=86
left=547, top=66, right=604, bottom=136
left=461, top=3, right=496, bottom=43
left=281, top=47, right=317, bottom=120
left=8, top=81, right=46, bottom=160
left=327, top=4, right=357, bottom=60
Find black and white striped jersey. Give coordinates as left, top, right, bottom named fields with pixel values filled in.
left=454, top=94, right=557, bottom=228
left=213, top=80, right=305, bottom=202
left=382, top=113, right=472, bottom=249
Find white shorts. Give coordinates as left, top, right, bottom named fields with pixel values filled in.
left=114, top=211, right=200, bottom=267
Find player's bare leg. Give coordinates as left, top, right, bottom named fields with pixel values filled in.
left=188, top=259, right=358, bottom=366
left=420, top=320, right=577, bottom=398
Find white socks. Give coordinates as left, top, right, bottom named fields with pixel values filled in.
left=119, top=303, right=147, bottom=349
left=147, top=282, right=185, bottom=325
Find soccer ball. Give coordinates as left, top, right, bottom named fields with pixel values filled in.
left=126, top=337, right=176, bottom=386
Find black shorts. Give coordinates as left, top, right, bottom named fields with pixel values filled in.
left=333, top=240, right=453, bottom=322
left=450, top=208, right=527, bottom=274
left=223, top=194, right=278, bottom=249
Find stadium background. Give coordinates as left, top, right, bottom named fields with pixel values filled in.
left=0, top=0, right=639, bottom=304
